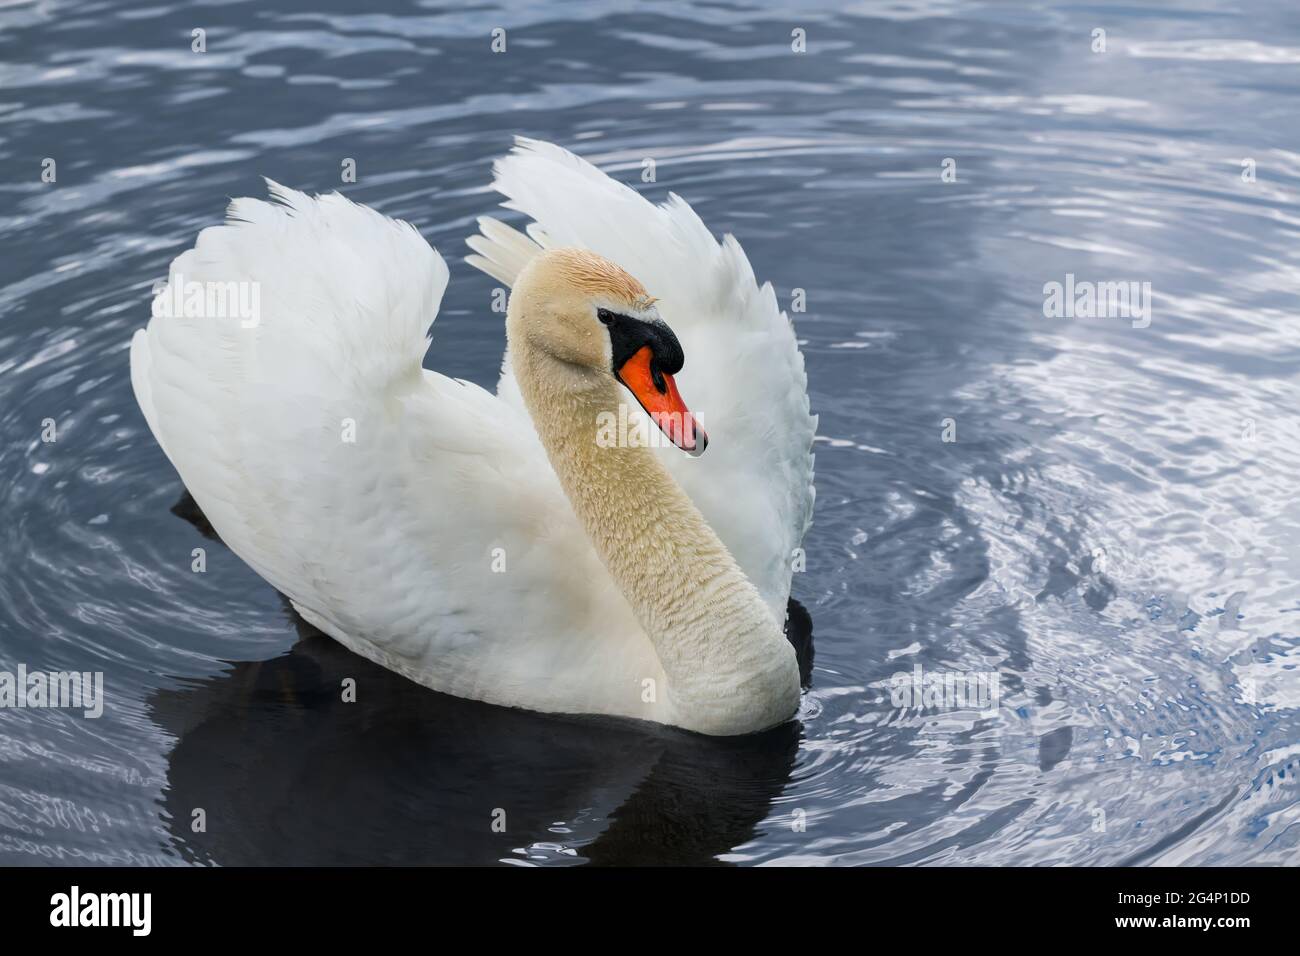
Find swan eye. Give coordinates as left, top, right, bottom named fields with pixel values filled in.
left=597, top=308, right=614, bottom=325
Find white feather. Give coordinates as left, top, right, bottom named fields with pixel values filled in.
left=132, top=181, right=663, bottom=721
left=131, top=141, right=816, bottom=726
left=466, top=137, right=817, bottom=621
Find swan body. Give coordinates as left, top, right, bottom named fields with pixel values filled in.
left=130, top=138, right=816, bottom=735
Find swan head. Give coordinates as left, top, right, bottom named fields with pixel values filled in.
left=508, top=247, right=707, bottom=455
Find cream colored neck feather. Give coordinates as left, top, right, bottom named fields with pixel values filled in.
left=511, top=337, right=800, bottom=736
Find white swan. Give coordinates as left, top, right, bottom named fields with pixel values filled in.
left=130, top=138, right=816, bottom=736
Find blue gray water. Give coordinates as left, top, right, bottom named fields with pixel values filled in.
left=1, top=0, right=1298, bottom=865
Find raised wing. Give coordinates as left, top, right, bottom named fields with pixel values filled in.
left=131, top=183, right=652, bottom=715
left=466, top=138, right=817, bottom=621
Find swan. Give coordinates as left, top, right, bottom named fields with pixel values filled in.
left=130, top=138, right=816, bottom=736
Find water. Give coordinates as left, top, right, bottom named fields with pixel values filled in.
left=1, top=0, right=1298, bottom=866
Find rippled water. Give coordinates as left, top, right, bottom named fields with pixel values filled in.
left=2, top=0, right=1298, bottom=865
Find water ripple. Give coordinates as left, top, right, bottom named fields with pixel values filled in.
left=0, top=0, right=1297, bottom=865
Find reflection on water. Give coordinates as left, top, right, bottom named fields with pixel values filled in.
left=154, top=626, right=805, bottom=867
left=1, top=0, right=1298, bottom=865
left=153, top=497, right=810, bottom=867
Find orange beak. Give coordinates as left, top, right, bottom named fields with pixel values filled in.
left=615, top=346, right=708, bottom=456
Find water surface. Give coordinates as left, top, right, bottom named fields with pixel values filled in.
left=1, top=0, right=1298, bottom=865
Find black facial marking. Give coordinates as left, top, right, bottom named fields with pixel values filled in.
left=603, top=311, right=684, bottom=392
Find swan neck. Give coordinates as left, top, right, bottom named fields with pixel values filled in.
left=511, top=341, right=799, bottom=735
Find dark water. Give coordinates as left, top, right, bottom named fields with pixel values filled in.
left=2, top=0, right=1298, bottom=865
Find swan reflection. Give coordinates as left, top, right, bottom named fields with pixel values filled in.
left=152, top=493, right=812, bottom=866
